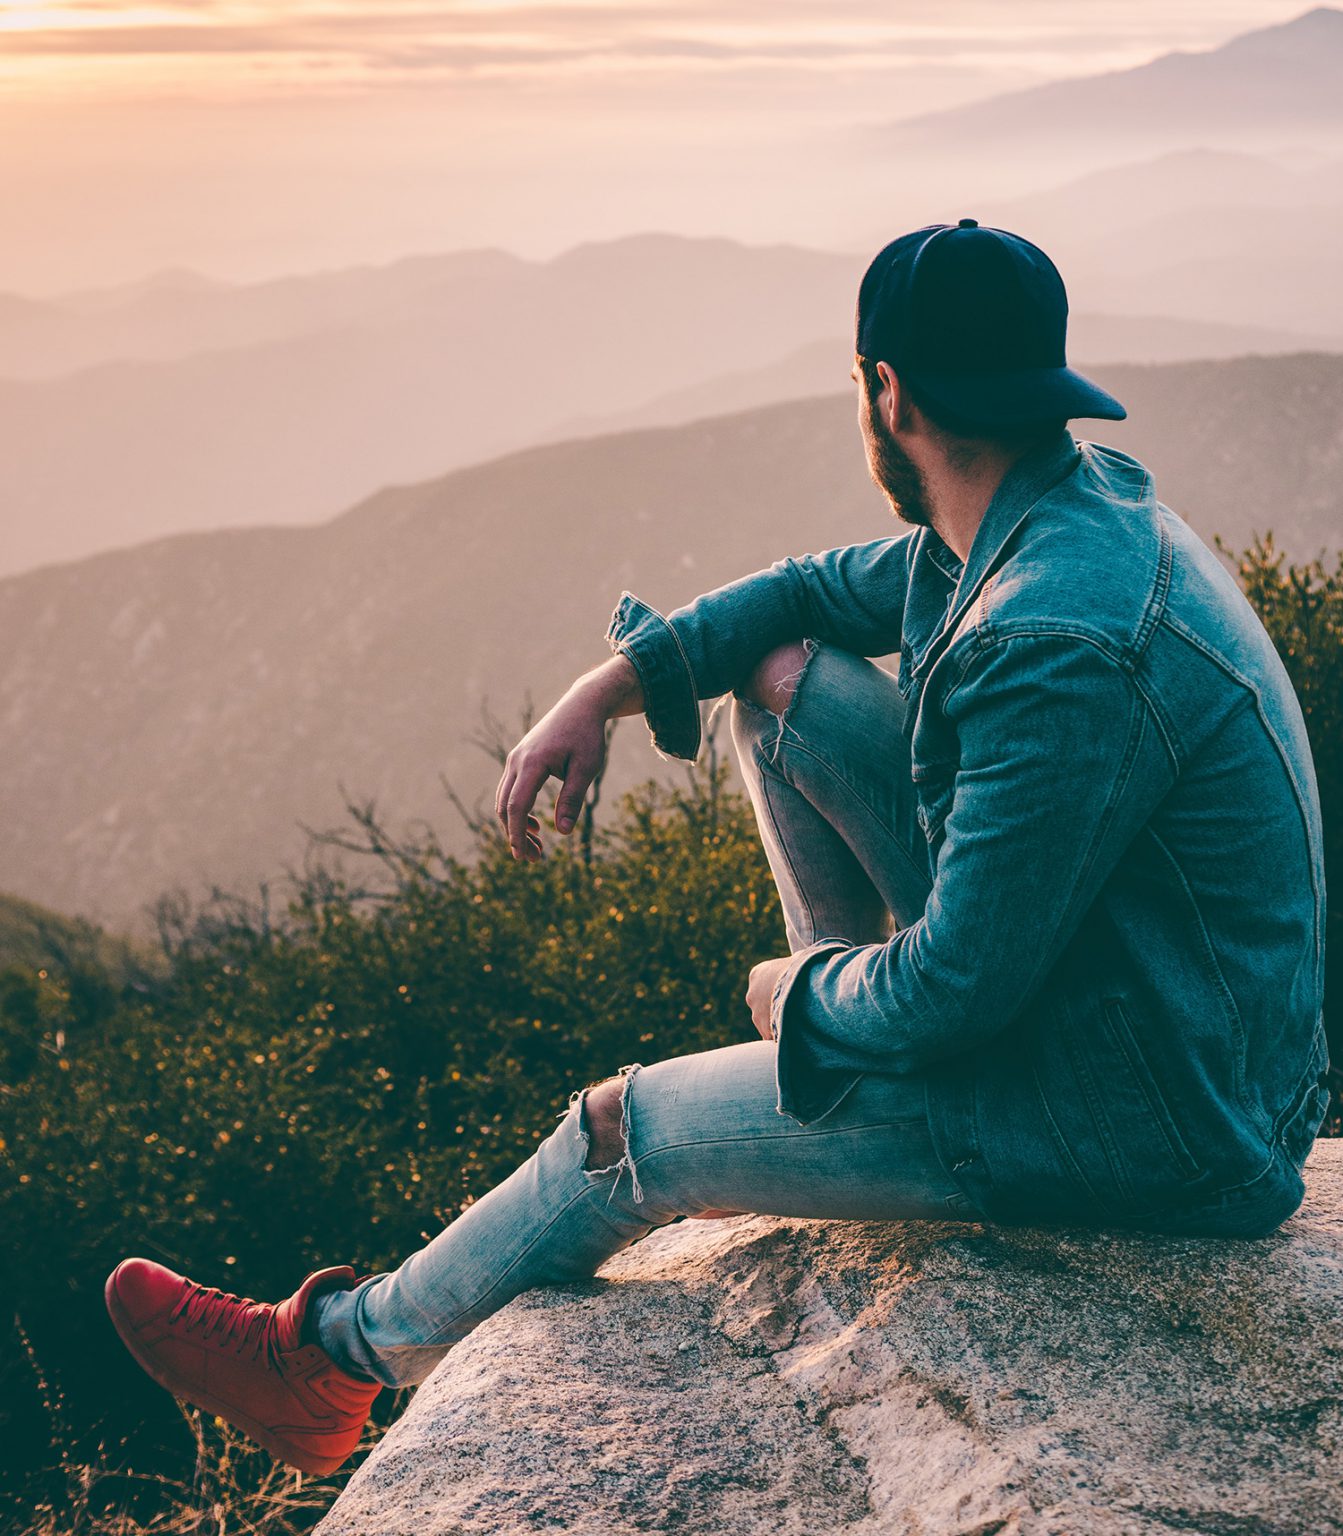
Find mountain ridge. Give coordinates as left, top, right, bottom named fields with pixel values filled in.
left=3, top=352, right=1340, bottom=933
left=884, top=6, right=1343, bottom=147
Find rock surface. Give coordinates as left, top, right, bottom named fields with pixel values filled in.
left=317, top=1141, right=1343, bottom=1536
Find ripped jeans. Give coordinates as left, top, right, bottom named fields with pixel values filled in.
left=312, top=639, right=976, bottom=1388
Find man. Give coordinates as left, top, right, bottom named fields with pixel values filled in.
left=106, top=220, right=1330, bottom=1477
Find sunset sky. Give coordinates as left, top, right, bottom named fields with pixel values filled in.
left=0, top=1, right=1323, bottom=291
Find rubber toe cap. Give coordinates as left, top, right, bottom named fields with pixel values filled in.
left=106, top=1256, right=184, bottom=1327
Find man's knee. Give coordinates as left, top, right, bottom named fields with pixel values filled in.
left=578, top=1070, right=740, bottom=1221
left=582, top=1077, right=627, bottom=1169
left=741, top=641, right=811, bottom=715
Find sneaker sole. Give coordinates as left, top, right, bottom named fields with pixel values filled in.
left=104, top=1267, right=353, bottom=1477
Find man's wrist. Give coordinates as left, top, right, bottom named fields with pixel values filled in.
left=575, top=653, right=645, bottom=720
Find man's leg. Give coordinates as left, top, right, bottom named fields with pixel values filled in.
left=107, top=637, right=962, bottom=1463
left=311, top=638, right=954, bottom=1389
left=311, top=1040, right=969, bottom=1388
left=729, top=634, right=933, bottom=949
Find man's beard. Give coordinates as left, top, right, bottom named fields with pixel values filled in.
left=862, top=392, right=931, bottom=527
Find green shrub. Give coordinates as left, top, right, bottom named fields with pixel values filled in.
left=0, top=757, right=783, bottom=1529
left=1219, top=532, right=1342, bottom=1132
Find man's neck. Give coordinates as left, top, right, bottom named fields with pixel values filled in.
left=921, top=443, right=1035, bottom=564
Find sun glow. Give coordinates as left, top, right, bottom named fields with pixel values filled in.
left=0, top=0, right=1324, bottom=291
left=0, top=3, right=189, bottom=30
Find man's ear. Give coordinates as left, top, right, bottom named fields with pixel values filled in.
left=876, top=361, right=907, bottom=434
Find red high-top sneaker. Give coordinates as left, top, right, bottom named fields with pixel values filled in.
left=105, top=1258, right=382, bottom=1476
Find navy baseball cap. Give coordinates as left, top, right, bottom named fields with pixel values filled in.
left=855, top=218, right=1126, bottom=429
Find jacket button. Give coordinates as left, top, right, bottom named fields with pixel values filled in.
left=916, top=805, right=929, bottom=832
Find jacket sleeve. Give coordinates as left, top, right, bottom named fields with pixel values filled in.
left=770, top=633, right=1176, bottom=1120
left=604, top=535, right=916, bottom=762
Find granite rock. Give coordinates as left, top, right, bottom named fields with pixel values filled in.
left=317, top=1140, right=1342, bottom=1536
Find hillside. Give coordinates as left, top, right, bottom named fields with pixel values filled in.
left=0, top=891, right=150, bottom=979
left=0, top=235, right=861, bottom=578
left=1, top=351, right=1340, bottom=934
left=0, top=251, right=523, bottom=381
left=553, top=313, right=1339, bottom=445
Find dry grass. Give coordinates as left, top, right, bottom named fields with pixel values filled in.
left=5, top=1317, right=397, bottom=1536
left=10, top=1408, right=375, bottom=1536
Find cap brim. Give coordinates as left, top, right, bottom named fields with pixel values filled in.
left=905, top=365, right=1127, bottom=427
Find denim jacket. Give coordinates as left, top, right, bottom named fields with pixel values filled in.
left=604, top=427, right=1329, bottom=1237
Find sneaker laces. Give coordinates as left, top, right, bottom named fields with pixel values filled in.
left=168, top=1283, right=276, bottom=1364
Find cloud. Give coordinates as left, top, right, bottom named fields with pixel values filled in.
left=2, top=25, right=304, bottom=54
left=3, top=0, right=1310, bottom=105
left=0, top=3, right=1168, bottom=69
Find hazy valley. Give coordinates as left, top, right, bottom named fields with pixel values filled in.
left=2, top=350, right=1340, bottom=936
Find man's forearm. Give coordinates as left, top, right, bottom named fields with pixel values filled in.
left=571, top=652, right=645, bottom=719
left=602, top=539, right=916, bottom=762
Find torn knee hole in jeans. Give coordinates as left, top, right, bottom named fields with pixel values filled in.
left=752, top=635, right=819, bottom=767
left=565, top=1062, right=646, bottom=1205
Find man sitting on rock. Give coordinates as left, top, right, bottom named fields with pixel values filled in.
left=106, top=220, right=1330, bottom=1478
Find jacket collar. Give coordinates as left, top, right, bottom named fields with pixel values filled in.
left=932, top=425, right=1082, bottom=639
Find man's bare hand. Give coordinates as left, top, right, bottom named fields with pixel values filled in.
left=746, top=955, right=795, bottom=1041
left=494, top=654, right=643, bottom=861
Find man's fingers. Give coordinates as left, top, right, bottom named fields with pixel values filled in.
left=506, top=759, right=550, bottom=857
left=495, top=764, right=515, bottom=828
left=499, top=734, right=602, bottom=854
left=554, top=756, right=597, bottom=833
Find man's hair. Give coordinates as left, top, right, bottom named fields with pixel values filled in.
left=856, top=355, right=1066, bottom=465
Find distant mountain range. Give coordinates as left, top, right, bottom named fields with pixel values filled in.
left=4, top=9, right=1343, bottom=580
left=880, top=7, right=1343, bottom=184
left=961, top=150, right=1343, bottom=338
left=550, top=309, right=1337, bottom=444
left=0, top=236, right=863, bottom=579
left=2, top=352, right=1340, bottom=936
left=974, top=149, right=1342, bottom=251
left=2, top=220, right=1340, bottom=581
